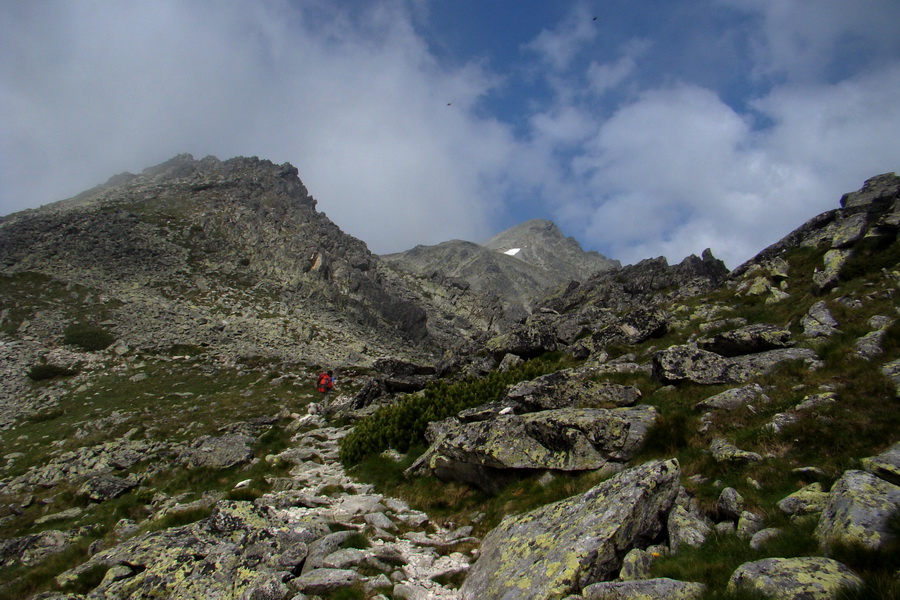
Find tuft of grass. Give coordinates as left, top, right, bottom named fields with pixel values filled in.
left=340, top=532, right=371, bottom=550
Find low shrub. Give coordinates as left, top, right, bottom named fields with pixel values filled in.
left=63, top=322, right=115, bottom=351
left=27, top=363, right=78, bottom=381
left=338, top=356, right=567, bottom=466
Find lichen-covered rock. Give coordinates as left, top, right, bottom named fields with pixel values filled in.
left=728, top=348, right=821, bottom=377
left=582, top=578, right=706, bottom=600
left=652, top=345, right=746, bottom=385
left=882, top=359, right=900, bottom=397
left=802, top=301, right=840, bottom=338
left=694, top=384, right=768, bottom=412
left=737, top=511, right=765, bottom=540
left=698, top=323, right=793, bottom=357
left=618, top=545, right=667, bottom=581
left=709, top=438, right=762, bottom=464
left=815, top=469, right=900, bottom=551
left=728, top=557, right=863, bottom=599
left=717, top=487, right=745, bottom=521
left=78, top=473, right=137, bottom=502
left=409, top=406, right=658, bottom=491
left=500, top=369, right=642, bottom=411
left=460, top=459, right=681, bottom=600
left=777, top=483, right=830, bottom=516
left=180, top=433, right=255, bottom=469
left=860, top=440, right=900, bottom=486
left=667, top=505, right=711, bottom=552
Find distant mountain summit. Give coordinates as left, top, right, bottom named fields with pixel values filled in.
left=382, top=219, right=619, bottom=322
left=482, top=219, right=619, bottom=281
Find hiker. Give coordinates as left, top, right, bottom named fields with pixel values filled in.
left=317, top=370, right=334, bottom=411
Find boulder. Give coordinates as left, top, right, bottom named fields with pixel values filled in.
left=728, top=347, right=821, bottom=377
left=78, top=473, right=137, bottom=502
left=813, top=249, right=852, bottom=294
left=500, top=370, right=642, bottom=411
left=728, top=557, right=863, bottom=599
left=882, top=359, right=900, bottom=397
left=667, top=505, right=711, bottom=552
left=652, top=345, right=746, bottom=385
left=459, top=459, right=681, bottom=600
left=582, top=578, right=706, bottom=600
left=180, top=433, right=255, bottom=469
left=776, top=483, right=830, bottom=517
left=698, top=323, right=793, bottom=357
left=618, top=545, right=668, bottom=581
left=408, top=406, right=658, bottom=491
left=815, top=469, right=900, bottom=551
left=694, top=384, right=768, bottom=412
left=587, top=307, right=670, bottom=348
left=717, top=487, right=745, bottom=521
left=860, top=440, right=900, bottom=486
left=709, top=438, right=762, bottom=464
left=802, top=301, right=840, bottom=338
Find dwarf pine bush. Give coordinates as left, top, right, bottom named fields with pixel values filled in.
left=338, top=357, right=565, bottom=466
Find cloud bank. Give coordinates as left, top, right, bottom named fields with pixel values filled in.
left=2, top=0, right=899, bottom=268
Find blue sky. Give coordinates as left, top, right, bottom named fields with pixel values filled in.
left=2, top=1, right=900, bottom=268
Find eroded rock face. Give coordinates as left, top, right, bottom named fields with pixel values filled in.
left=460, top=459, right=681, bottom=600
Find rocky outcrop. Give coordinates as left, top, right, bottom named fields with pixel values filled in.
left=408, top=406, right=657, bottom=492
left=460, top=460, right=681, bottom=600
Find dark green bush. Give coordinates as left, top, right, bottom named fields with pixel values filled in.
left=27, top=363, right=79, bottom=381
left=338, top=356, right=566, bottom=466
left=63, top=322, right=115, bottom=351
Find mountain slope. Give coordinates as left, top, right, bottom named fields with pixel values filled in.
left=0, top=154, right=436, bottom=367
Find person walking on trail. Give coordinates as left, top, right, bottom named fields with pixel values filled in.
left=317, top=370, right=334, bottom=411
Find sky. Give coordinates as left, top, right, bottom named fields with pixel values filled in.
left=2, top=1, right=900, bottom=268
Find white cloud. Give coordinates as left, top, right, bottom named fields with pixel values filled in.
left=0, top=0, right=517, bottom=253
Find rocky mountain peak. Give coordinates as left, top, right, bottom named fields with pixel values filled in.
left=482, top=218, right=620, bottom=279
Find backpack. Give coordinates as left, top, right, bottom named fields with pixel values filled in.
left=317, top=372, right=332, bottom=393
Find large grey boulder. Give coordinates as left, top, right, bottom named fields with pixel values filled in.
left=728, top=557, right=863, bottom=599
left=652, top=345, right=746, bottom=385
left=500, top=369, right=642, bottom=412
left=815, top=469, right=900, bottom=551
left=180, top=433, right=255, bottom=469
left=694, top=383, right=768, bottom=412
left=861, top=440, right=900, bottom=486
left=801, top=301, right=840, bottom=338
left=460, top=459, right=681, bottom=600
left=727, top=347, right=821, bottom=377
left=698, top=323, right=793, bottom=357
left=408, top=406, right=658, bottom=491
